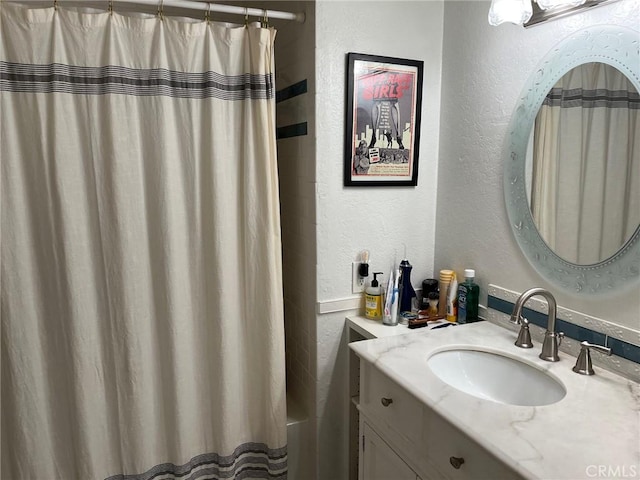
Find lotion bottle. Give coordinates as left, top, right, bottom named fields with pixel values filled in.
left=365, top=272, right=384, bottom=321
left=438, top=270, right=454, bottom=317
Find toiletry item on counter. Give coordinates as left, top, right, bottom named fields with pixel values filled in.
left=446, top=272, right=458, bottom=322
left=400, top=311, right=418, bottom=323
left=398, top=258, right=416, bottom=322
left=427, top=291, right=439, bottom=316
left=457, top=269, right=480, bottom=324
left=383, top=267, right=400, bottom=326
left=438, top=270, right=454, bottom=317
left=407, top=310, right=445, bottom=328
left=408, top=316, right=449, bottom=329
left=421, top=278, right=439, bottom=310
left=415, top=309, right=443, bottom=320
left=365, top=272, right=384, bottom=321
left=431, top=322, right=457, bottom=330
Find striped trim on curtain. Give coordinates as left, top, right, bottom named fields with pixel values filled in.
left=0, top=61, right=274, bottom=99
left=105, top=444, right=287, bottom=480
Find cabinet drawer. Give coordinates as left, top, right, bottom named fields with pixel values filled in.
left=360, top=362, right=422, bottom=445
left=423, top=410, right=521, bottom=480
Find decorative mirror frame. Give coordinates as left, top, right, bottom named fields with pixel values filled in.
left=504, top=25, right=640, bottom=295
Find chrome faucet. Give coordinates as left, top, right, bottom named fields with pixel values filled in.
left=510, top=288, right=564, bottom=362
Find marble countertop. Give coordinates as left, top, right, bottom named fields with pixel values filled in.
left=349, top=321, right=640, bottom=480
left=347, top=314, right=454, bottom=339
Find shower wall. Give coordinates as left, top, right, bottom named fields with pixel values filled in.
left=272, top=2, right=316, bottom=418
left=268, top=2, right=318, bottom=479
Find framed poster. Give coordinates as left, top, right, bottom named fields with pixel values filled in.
left=344, top=53, right=424, bottom=187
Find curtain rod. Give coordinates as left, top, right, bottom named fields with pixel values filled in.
left=5, top=0, right=306, bottom=23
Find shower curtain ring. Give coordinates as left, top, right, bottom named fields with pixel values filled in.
left=244, top=7, right=249, bottom=27
left=261, top=9, right=268, bottom=28
left=157, top=0, right=164, bottom=21
left=108, top=0, right=113, bottom=15
left=205, top=3, right=211, bottom=24
left=53, top=0, right=58, bottom=10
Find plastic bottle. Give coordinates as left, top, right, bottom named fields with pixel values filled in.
left=398, top=259, right=416, bottom=314
left=438, top=270, right=454, bottom=317
left=446, top=272, right=458, bottom=322
left=457, top=269, right=480, bottom=324
left=365, top=272, right=384, bottom=321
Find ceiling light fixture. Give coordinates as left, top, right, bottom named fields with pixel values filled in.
left=488, top=0, right=533, bottom=25
left=536, top=0, right=587, bottom=9
left=488, top=0, right=588, bottom=26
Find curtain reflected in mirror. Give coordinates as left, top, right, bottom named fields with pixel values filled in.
left=526, top=62, right=640, bottom=265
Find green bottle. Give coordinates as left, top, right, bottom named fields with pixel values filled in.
left=457, top=269, right=479, bottom=324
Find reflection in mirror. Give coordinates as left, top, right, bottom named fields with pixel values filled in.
left=525, top=62, right=640, bottom=265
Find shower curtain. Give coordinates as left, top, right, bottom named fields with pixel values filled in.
left=531, top=62, right=640, bottom=265
left=1, top=3, right=286, bottom=479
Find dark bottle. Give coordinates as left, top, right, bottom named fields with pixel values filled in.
left=398, top=259, right=416, bottom=314
left=457, top=269, right=480, bottom=324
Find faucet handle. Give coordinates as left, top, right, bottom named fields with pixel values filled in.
left=572, top=341, right=612, bottom=376
left=514, top=317, right=534, bottom=349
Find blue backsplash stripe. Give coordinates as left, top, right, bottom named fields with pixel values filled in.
left=608, top=337, right=640, bottom=364
left=487, top=295, right=638, bottom=365
left=276, top=122, right=307, bottom=139
left=276, top=79, right=307, bottom=103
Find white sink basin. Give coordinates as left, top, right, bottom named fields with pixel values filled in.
left=427, top=348, right=566, bottom=407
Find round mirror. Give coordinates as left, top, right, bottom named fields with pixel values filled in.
left=504, top=25, right=640, bottom=294
left=524, top=62, right=640, bottom=265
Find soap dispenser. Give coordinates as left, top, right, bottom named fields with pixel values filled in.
left=365, top=272, right=384, bottom=321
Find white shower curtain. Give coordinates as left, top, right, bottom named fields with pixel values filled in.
left=531, top=62, right=640, bottom=264
left=1, top=3, right=286, bottom=479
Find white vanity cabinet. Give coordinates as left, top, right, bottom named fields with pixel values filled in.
left=358, top=360, right=522, bottom=480
left=351, top=319, right=640, bottom=480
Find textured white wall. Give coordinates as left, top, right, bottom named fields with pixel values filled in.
left=314, top=1, right=444, bottom=478
left=316, top=1, right=444, bottom=301
left=436, top=0, right=640, bottom=329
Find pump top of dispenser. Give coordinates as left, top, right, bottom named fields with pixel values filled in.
left=371, top=272, right=382, bottom=288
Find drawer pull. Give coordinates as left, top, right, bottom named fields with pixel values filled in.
left=380, top=397, right=393, bottom=407
left=449, top=456, right=465, bottom=469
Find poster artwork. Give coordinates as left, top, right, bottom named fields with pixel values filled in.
left=352, top=65, right=417, bottom=179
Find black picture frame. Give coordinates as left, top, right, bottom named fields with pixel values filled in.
left=344, top=52, right=424, bottom=187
